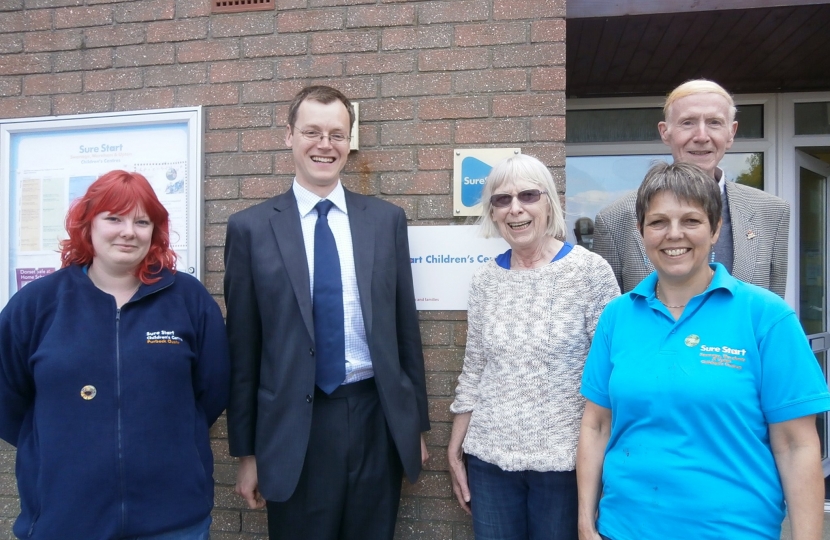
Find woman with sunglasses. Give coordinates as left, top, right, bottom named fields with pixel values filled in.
left=447, top=154, right=619, bottom=539
left=577, top=162, right=829, bottom=540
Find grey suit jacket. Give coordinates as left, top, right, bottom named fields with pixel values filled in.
left=593, top=181, right=790, bottom=297
left=223, top=188, right=429, bottom=502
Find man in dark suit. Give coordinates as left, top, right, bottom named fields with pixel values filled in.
left=593, top=79, right=790, bottom=297
left=223, top=86, right=430, bottom=540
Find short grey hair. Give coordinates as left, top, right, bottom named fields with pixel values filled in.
left=635, top=161, right=722, bottom=234
left=478, top=154, right=566, bottom=240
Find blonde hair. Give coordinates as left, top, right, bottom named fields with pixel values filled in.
left=478, top=154, right=566, bottom=240
left=664, top=79, right=736, bottom=122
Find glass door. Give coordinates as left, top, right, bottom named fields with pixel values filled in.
left=796, top=149, right=830, bottom=503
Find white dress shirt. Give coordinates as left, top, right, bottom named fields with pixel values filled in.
left=293, top=180, right=373, bottom=383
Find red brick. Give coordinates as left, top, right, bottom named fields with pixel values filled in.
left=419, top=195, right=453, bottom=219
left=530, top=66, right=566, bottom=91
left=208, top=106, right=274, bottom=129
left=55, top=5, right=113, bottom=29
left=341, top=173, right=379, bottom=196
left=453, top=321, right=467, bottom=346
left=493, top=93, right=565, bottom=117
left=356, top=124, right=379, bottom=147
left=145, top=64, right=207, bottom=87
left=419, top=321, right=453, bottom=345
left=177, top=0, right=212, bottom=18
left=53, top=48, right=113, bottom=72
left=114, top=0, right=175, bottom=23
left=381, top=26, right=451, bottom=51
left=146, top=18, right=208, bottom=43
left=203, top=224, right=227, bottom=248
left=0, top=54, right=50, bottom=76
left=418, top=148, right=452, bottom=170
left=205, top=131, right=240, bottom=153
left=359, top=98, right=415, bottom=121
left=530, top=116, right=566, bottom=142
left=346, top=4, right=414, bottom=28
left=23, top=73, right=82, bottom=95
left=493, top=42, right=565, bottom=68
left=418, top=49, right=489, bottom=72
left=454, top=22, right=526, bottom=47
left=205, top=178, right=240, bottom=201
left=274, top=152, right=296, bottom=174
left=425, top=371, right=456, bottom=396
left=0, top=78, right=21, bottom=97
left=419, top=0, right=488, bottom=24
left=23, top=29, right=83, bottom=52
left=114, top=43, right=175, bottom=67
left=241, top=129, right=283, bottom=152
left=208, top=154, right=274, bottom=178
left=177, top=41, right=240, bottom=63
left=239, top=176, right=293, bottom=199
left=275, top=55, right=342, bottom=78
left=311, top=0, right=372, bottom=5
left=522, top=143, right=566, bottom=167
left=495, top=0, right=564, bottom=18
left=242, top=80, right=305, bottom=104
left=418, top=310, right=467, bottom=321
left=453, top=68, right=527, bottom=93
left=0, top=10, right=52, bottom=33
left=53, top=92, right=112, bottom=115
left=243, top=34, right=307, bottom=58
left=381, top=73, right=451, bottom=97
left=455, top=118, right=527, bottom=143
left=531, top=19, right=565, bottom=42
left=84, top=25, right=145, bottom=48
left=418, top=96, right=488, bottom=120
left=346, top=149, right=414, bottom=173
left=27, top=0, right=80, bottom=7
left=0, top=35, right=22, bottom=54
left=277, top=8, right=343, bottom=33
left=277, top=0, right=306, bottom=7
left=346, top=51, right=414, bottom=75
left=312, top=76, right=377, bottom=100
left=310, top=30, right=378, bottom=54
left=211, top=12, right=276, bottom=38
left=0, top=96, right=50, bottom=119
left=84, top=68, right=142, bottom=91
left=381, top=122, right=451, bottom=146
left=210, top=60, right=273, bottom=83
left=381, top=171, right=450, bottom=195
left=114, top=87, right=175, bottom=111
left=175, top=84, right=240, bottom=107
left=240, top=509, right=269, bottom=533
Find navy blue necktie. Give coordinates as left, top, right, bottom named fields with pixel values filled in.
left=312, top=200, right=346, bottom=394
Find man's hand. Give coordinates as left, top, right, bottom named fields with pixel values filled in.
left=420, top=434, right=430, bottom=466
left=235, top=455, right=266, bottom=510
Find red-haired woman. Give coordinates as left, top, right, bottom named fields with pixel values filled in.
left=0, top=170, right=230, bottom=540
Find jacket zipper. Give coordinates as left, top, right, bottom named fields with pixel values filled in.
left=116, top=308, right=127, bottom=536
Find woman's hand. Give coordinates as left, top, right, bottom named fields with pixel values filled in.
left=447, top=412, right=472, bottom=514
left=578, top=520, right=603, bottom=540
left=577, top=401, right=612, bottom=540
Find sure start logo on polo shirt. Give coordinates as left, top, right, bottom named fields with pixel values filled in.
left=146, top=330, right=183, bottom=345
left=698, top=343, right=747, bottom=369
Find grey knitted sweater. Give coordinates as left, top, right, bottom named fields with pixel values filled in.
left=450, top=245, right=619, bottom=472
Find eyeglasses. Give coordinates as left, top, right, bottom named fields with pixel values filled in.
left=294, top=127, right=351, bottom=144
left=489, top=189, right=547, bottom=208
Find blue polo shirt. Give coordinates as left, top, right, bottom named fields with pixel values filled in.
left=581, top=264, right=830, bottom=540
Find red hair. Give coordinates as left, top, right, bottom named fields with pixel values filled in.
left=60, top=170, right=177, bottom=283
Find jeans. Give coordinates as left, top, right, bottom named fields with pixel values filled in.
left=466, top=454, right=578, bottom=540
left=133, top=515, right=211, bottom=540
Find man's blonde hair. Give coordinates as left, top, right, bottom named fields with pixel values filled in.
left=664, top=79, right=736, bottom=122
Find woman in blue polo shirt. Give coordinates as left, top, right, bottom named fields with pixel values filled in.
left=577, top=161, right=830, bottom=540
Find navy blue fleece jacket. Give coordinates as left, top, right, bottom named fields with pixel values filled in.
left=0, top=264, right=230, bottom=539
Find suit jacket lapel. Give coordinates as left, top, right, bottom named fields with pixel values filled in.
left=270, top=191, right=315, bottom=341
left=345, top=189, right=374, bottom=340
left=725, top=181, right=758, bottom=283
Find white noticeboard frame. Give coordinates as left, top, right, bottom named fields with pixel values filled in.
left=0, top=107, right=203, bottom=309
left=408, top=225, right=509, bottom=311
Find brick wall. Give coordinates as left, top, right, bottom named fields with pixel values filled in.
left=0, top=0, right=566, bottom=538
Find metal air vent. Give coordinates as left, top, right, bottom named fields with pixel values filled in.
left=212, top=0, right=274, bottom=14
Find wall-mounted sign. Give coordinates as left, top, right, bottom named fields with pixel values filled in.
left=453, top=148, right=521, bottom=216
left=407, top=225, right=509, bottom=310
left=0, top=107, right=203, bottom=308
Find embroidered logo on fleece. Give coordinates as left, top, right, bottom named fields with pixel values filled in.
left=146, top=330, right=183, bottom=345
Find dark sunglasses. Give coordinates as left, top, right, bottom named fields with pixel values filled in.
left=489, top=189, right=547, bottom=208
